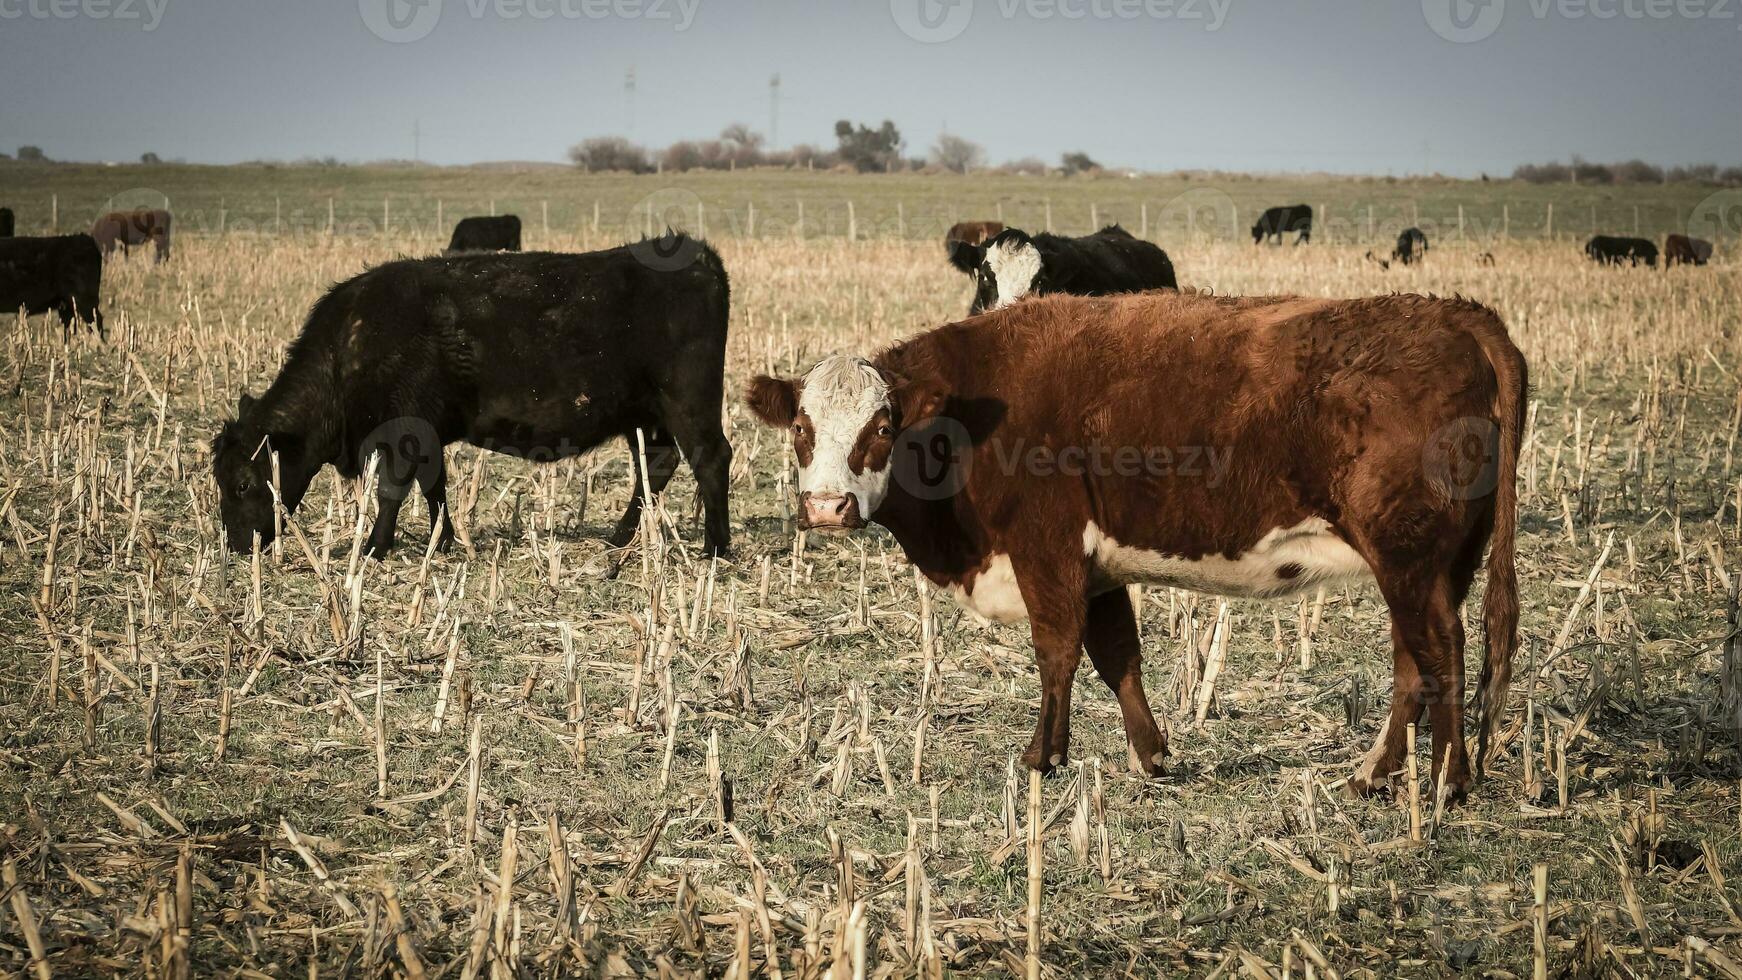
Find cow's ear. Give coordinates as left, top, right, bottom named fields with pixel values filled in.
left=947, top=241, right=985, bottom=275
left=746, top=375, right=799, bottom=428
left=892, top=376, right=949, bottom=430
left=237, top=392, right=256, bottom=417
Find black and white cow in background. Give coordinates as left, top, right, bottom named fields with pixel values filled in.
left=946, top=225, right=1177, bottom=316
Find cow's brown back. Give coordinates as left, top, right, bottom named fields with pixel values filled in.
left=92, top=209, right=172, bottom=263
left=945, top=220, right=1004, bottom=247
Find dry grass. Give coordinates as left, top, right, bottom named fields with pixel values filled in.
left=3, top=218, right=1742, bottom=977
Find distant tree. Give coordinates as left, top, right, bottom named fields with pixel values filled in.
left=1002, top=157, right=1049, bottom=176
left=1060, top=151, right=1101, bottom=176
left=1570, top=156, right=1613, bottom=184
left=661, top=140, right=705, bottom=172
left=1611, top=159, right=1663, bottom=184
left=930, top=133, right=985, bottom=175
left=17, top=146, right=47, bottom=163
left=719, top=123, right=764, bottom=150
left=1720, top=166, right=1742, bottom=186
left=834, top=120, right=902, bottom=173
left=567, top=136, right=651, bottom=173
left=141, top=151, right=162, bottom=165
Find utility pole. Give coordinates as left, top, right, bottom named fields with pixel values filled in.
left=624, top=68, right=637, bottom=136
left=769, top=73, right=781, bottom=148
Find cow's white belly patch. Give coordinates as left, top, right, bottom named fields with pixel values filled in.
left=1083, top=519, right=1373, bottom=599
left=947, top=554, right=1029, bottom=625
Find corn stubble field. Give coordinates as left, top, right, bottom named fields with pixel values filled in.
left=3, top=175, right=1742, bottom=978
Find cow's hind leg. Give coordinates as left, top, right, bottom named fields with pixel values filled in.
left=1083, top=589, right=1167, bottom=777
left=608, top=427, right=681, bottom=549
left=1352, top=572, right=1472, bottom=802
left=1349, top=629, right=1423, bottom=796
left=660, top=392, right=733, bottom=559
left=416, top=451, right=454, bottom=553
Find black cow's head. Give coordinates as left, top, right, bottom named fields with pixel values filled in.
left=947, top=229, right=1048, bottom=316
left=210, top=393, right=310, bottom=553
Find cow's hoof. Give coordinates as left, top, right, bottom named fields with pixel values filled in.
left=1127, top=745, right=1168, bottom=779
left=1020, top=746, right=1064, bottom=775
left=1345, top=769, right=1396, bottom=799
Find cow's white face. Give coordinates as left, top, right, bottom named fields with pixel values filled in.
left=746, top=355, right=947, bottom=531
left=984, top=237, right=1042, bottom=310
left=949, top=232, right=1046, bottom=315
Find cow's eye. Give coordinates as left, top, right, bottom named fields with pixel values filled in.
left=877, top=424, right=893, bottom=438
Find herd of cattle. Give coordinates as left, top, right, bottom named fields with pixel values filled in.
left=0, top=198, right=1721, bottom=801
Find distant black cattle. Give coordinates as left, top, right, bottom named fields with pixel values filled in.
left=0, top=208, right=14, bottom=237
left=446, top=215, right=522, bottom=253
left=211, top=234, right=733, bottom=560
left=1393, top=227, right=1429, bottom=265
left=1585, top=235, right=1657, bottom=267
left=947, top=225, right=1177, bottom=316
left=1252, top=204, right=1312, bottom=245
left=0, top=234, right=104, bottom=337
left=92, top=209, right=172, bottom=263
left=1665, top=234, right=1713, bottom=268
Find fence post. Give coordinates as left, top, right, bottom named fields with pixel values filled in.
left=1140, top=203, right=1148, bottom=239
left=1090, top=202, right=1098, bottom=232
left=1458, top=204, right=1465, bottom=241
left=328, top=198, right=335, bottom=235
left=542, top=200, right=549, bottom=239
left=1045, top=199, right=1053, bottom=233
left=275, top=197, right=281, bottom=236
left=1503, top=204, right=1510, bottom=240
left=848, top=201, right=857, bottom=242
left=437, top=199, right=443, bottom=233
left=897, top=201, right=904, bottom=239
left=383, top=197, right=390, bottom=237
left=50, top=193, right=57, bottom=231
left=796, top=200, right=805, bottom=240
left=1545, top=202, right=1553, bottom=240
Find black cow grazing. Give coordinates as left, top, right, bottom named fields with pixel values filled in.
left=0, top=234, right=104, bottom=338
left=447, top=215, right=522, bottom=253
left=0, top=208, right=14, bottom=237
left=1252, top=204, right=1312, bottom=245
left=1665, top=234, right=1713, bottom=268
left=946, top=225, right=1176, bottom=316
left=1585, top=235, right=1657, bottom=267
left=1393, top=227, right=1429, bottom=266
left=211, top=233, right=733, bottom=560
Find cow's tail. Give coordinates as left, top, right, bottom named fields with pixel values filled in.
left=1471, top=310, right=1528, bottom=781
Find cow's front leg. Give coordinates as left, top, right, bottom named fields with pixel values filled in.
left=1011, top=552, right=1089, bottom=774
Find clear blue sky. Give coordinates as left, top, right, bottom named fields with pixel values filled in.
left=1, top=0, right=1737, bottom=175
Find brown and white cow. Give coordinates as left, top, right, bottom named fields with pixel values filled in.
left=748, top=291, right=1526, bottom=800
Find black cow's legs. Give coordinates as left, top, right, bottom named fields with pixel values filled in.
left=660, top=397, right=733, bottom=558
left=418, top=455, right=455, bottom=553
left=608, top=427, right=680, bottom=549
left=365, top=478, right=407, bottom=559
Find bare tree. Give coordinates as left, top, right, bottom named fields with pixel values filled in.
left=930, top=134, right=986, bottom=175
